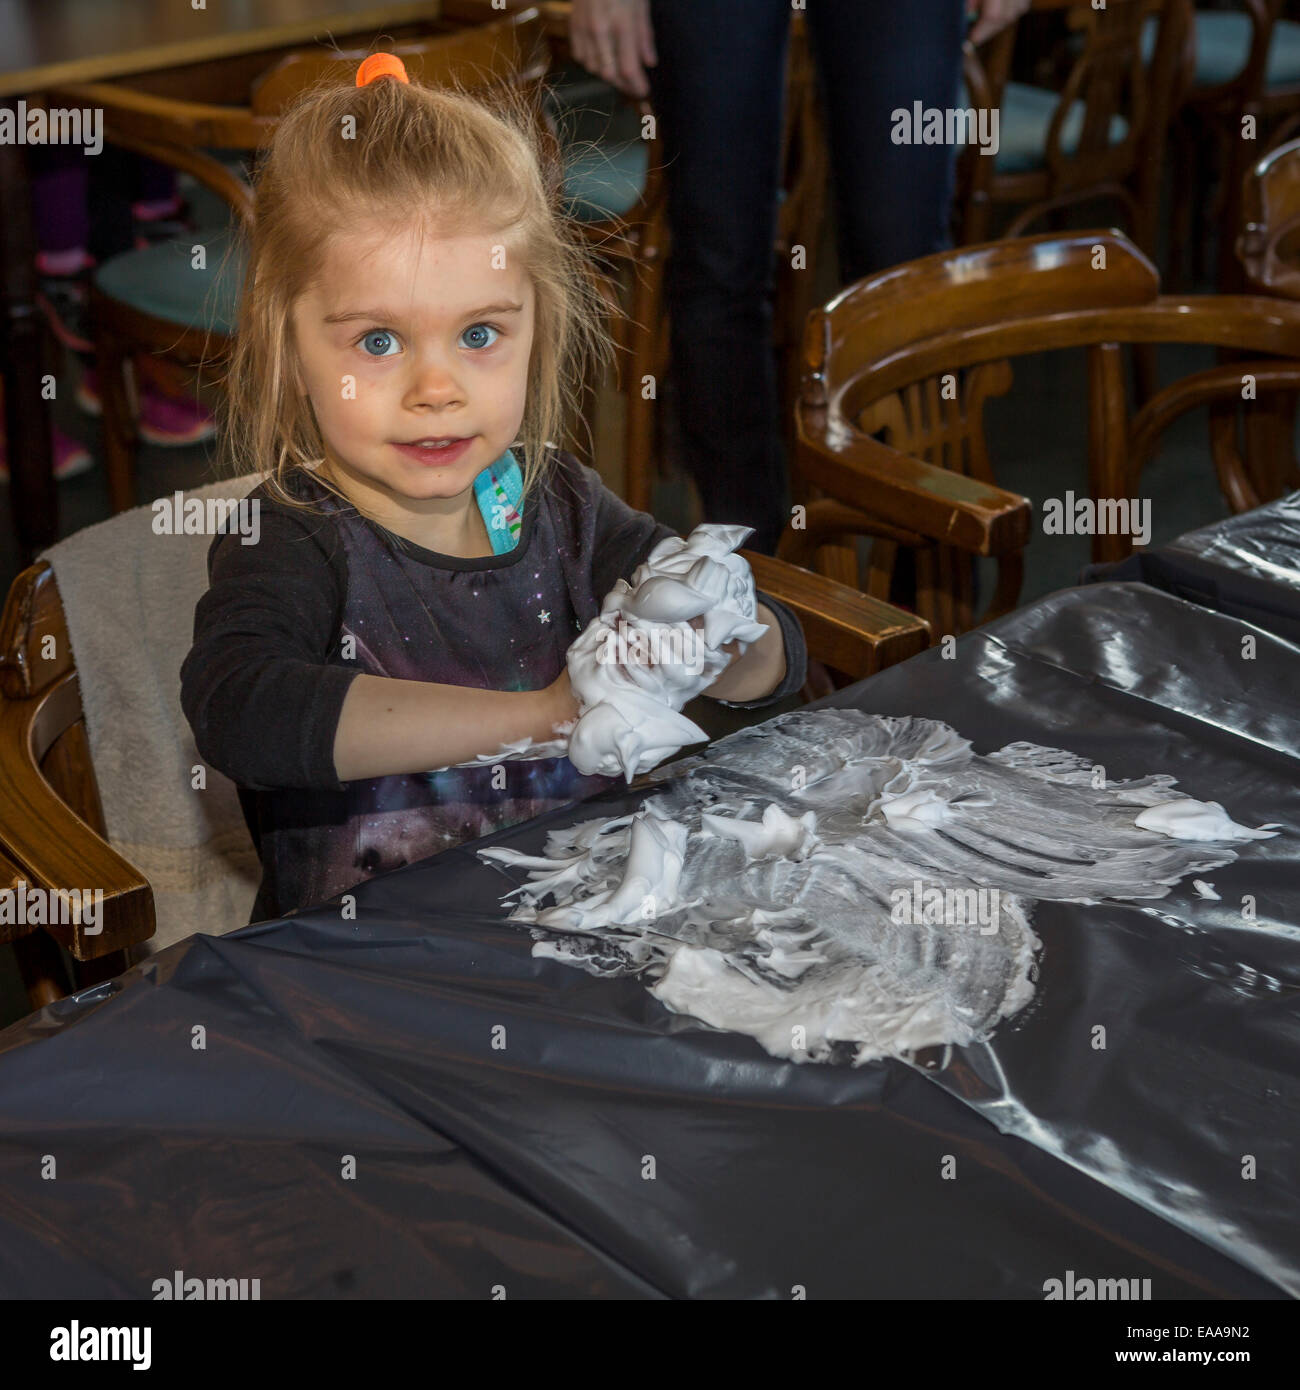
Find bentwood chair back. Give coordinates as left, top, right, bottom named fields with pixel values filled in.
left=1228, top=136, right=1300, bottom=503
left=1239, top=133, right=1300, bottom=294
left=1158, top=1, right=1300, bottom=287
left=958, top=0, right=1191, bottom=259
left=790, top=228, right=1300, bottom=634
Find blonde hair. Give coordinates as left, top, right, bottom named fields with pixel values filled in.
left=219, top=69, right=613, bottom=513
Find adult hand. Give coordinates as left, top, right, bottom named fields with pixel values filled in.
left=569, top=0, right=658, bottom=99
left=966, top=0, right=1032, bottom=48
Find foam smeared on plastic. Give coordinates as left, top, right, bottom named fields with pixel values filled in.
left=1134, top=799, right=1279, bottom=842
left=479, top=709, right=1276, bottom=1065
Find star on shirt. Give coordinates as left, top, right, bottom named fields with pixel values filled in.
left=538, top=609, right=551, bottom=624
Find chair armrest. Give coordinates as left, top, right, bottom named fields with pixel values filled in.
left=49, top=82, right=270, bottom=150
left=795, top=418, right=1032, bottom=558
left=741, top=550, right=931, bottom=681
left=47, top=84, right=261, bottom=223
left=0, top=565, right=154, bottom=958
left=0, top=677, right=155, bottom=959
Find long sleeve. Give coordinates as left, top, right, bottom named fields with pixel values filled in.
left=583, top=462, right=680, bottom=600
left=577, top=461, right=807, bottom=708
left=179, top=496, right=361, bottom=792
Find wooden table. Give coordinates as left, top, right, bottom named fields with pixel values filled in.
left=0, top=1, right=442, bottom=563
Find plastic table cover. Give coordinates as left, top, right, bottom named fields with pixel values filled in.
left=1087, top=492, right=1300, bottom=643
left=0, top=582, right=1295, bottom=1299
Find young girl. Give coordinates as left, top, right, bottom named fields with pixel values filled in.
left=180, top=54, right=807, bottom=923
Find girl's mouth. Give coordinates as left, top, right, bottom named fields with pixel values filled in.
left=391, top=436, right=475, bottom=467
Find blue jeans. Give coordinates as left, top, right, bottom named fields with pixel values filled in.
left=648, top=0, right=965, bottom=553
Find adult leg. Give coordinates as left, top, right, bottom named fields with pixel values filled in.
left=806, top=0, right=966, bottom=284
left=648, top=0, right=791, bottom=554
left=805, top=1, right=966, bottom=611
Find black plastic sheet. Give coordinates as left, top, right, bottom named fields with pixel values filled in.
left=0, top=582, right=1296, bottom=1299
left=1086, top=492, right=1300, bottom=643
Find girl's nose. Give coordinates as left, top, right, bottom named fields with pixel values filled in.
left=403, top=357, right=465, bottom=411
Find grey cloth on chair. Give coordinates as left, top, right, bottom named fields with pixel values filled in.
left=40, top=474, right=266, bottom=953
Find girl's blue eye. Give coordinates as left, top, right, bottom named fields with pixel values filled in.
left=360, top=330, right=400, bottom=357
left=460, top=323, right=499, bottom=350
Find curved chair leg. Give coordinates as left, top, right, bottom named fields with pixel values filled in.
left=623, top=252, right=662, bottom=514
left=1133, top=341, right=1159, bottom=410
left=95, top=330, right=139, bottom=514
left=11, top=930, right=70, bottom=1011
left=1240, top=389, right=1299, bottom=506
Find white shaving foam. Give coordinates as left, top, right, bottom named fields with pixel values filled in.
left=479, top=710, right=1279, bottom=1066
left=437, top=523, right=768, bottom=779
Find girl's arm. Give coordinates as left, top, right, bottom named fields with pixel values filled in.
left=333, top=582, right=787, bottom=778
left=331, top=591, right=785, bottom=782
left=332, top=669, right=577, bottom=782
left=182, top=496, right=578, bottom=791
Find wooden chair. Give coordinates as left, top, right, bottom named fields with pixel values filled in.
left=790, top=227, right=1300, bottom=634
left=0, top=541, right=927, bottom=1015
left=0, top=562, right=153, bottom=1011
left=49, top=10, right=555, bottom=515
left=1227, top=134, right=1300, bottom=502
left=1158, top=1, right=1300, bottom=289
left=957, top=0, right=1190, bottom=260
left=1238, top=131, right=1300, bottom=291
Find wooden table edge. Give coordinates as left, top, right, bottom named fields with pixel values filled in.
left=0, top=1, right=442, bottom=98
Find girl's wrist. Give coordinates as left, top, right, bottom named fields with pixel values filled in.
left=706, top=606, right=784, bottom=702
left=539, top=672, right=579, bottom=738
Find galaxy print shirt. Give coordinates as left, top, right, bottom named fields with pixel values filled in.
left=181, top=449, right=808, bottom=923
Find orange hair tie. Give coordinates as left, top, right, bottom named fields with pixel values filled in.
left=356, top=52, right=410, bottom=87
